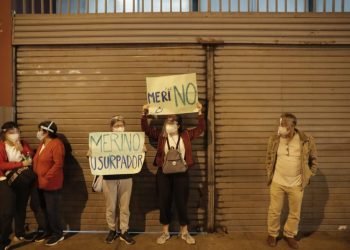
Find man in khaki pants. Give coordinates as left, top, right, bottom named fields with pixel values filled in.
left=265, top=113, right=318, bottom=249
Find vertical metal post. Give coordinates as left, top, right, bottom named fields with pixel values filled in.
left=22, top=0, right=26, bottom=14
left=77, top=0, right=80, bottom=14
left=68, top=0, right=71, bottom=13
left=12, top=47, right=18, bottom=123
left=206, top=44, right=216, bottom=233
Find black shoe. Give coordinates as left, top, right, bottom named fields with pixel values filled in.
left=105, top=230, right=118, bottom=244
left=0, top=239, right=11, bottom=250
left=34, top=232, right=51, bottom=243
left=45, top=235, right=64, bottom=246
left=120, top=231, right=135, bottom=245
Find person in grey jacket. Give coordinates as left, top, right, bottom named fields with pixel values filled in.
left=265, top=113, right=318, bottom=249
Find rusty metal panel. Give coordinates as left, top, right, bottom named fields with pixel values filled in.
left=214, top=45, right=350, bottom=232
left=16, top=45, right=207, bottom=231
left=12, top=14, right=350, bottom=45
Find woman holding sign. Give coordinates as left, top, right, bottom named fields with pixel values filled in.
left=141, top=102, right=205, bottom=245
left=100, top=116, right=136, bottom=245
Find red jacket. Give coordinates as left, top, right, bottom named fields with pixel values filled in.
left=141, top=114, right=205, bottom=168
left=33, top=138, right=65, bottom=190
left=0, top=140, right=33, bottom=177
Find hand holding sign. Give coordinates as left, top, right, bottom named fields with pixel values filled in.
left=146, top=73, right=198, bottom=115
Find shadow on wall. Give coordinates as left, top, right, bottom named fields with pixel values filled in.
left=299, top=168, right=329, bottom=238
left=129, top=160, right=158, bottom=233
left=58, top=134, right=88, bottom=232
left=279, top=169, right=328, bottom=239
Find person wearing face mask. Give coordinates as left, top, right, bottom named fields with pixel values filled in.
left=32, top=121, right=65, bottom=247
left=265, top=113, right=318, bottom=249
left=0, top=122, right=34, bottom=250
left=141, top=102, right=205, bottom=245
left=94, top=116, right=136, bottom=245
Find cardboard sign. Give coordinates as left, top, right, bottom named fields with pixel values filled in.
left=88, top=132, right=145, bottom=175
left=146, top=73, right=198, bottom=115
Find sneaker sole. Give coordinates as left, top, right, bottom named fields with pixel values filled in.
left=45, top=236, right=64, bottom=246
left=120, top=237, right=135, bottom=245
left=156, top=237, right=170, bottom=244
left=105, top=235, right=118, bottom=244
left=35, top=238, right=47, bottom=243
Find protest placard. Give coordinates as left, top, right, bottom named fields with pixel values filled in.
left=88, top=132, right=145, bottom=175
left=146, top=73, right=198, bottom=115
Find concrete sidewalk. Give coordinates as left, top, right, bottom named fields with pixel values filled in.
left=8, top=232, right=350, bottom=250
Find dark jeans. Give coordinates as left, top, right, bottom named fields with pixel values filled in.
left=0, top=180, right=15, bottom=245
left=12, top=184, right=31, bottom=237
left=38, top=189, right=64, bottom=237
left=156, top=168, right=190, bottom=226
left=29, top=186, right=46, bottom=231
left=0, top=179, right=31, bottom=241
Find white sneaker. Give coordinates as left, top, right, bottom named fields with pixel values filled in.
left=181, top=233, right=196, bottom=245
left=156, top=232, right=170, bottom=244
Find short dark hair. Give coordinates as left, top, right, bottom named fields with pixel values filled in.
left=110, top=115, right=125, bottom=127
left=280, top=113, right=297, bottom=126
left=1, top=121, right=19, bottom=141
left=38, top=121, right=58, bottom=138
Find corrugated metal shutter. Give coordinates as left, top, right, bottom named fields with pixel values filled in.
left=13, top=15, right=350, bottom=46
left=214, top=45, right=350, bottom=232
left=16, top=45, right=207, bottom=231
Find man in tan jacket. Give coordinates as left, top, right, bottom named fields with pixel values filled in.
left=265, top=113, right=318, bottom=249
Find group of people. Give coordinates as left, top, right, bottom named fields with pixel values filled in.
left=0, top=103, right=318, bottom=250
left=0, top=121, right=65, bottom=250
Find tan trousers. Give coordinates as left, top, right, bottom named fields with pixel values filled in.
left=103, top=178, right=132, bottom=233
left=267, top=182, right=304, bottom=238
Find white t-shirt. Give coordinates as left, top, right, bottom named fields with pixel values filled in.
left=5, top=143, right=23, bottom=162
left=164, top=134, right=186, bottom=162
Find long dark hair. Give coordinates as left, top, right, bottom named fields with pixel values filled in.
left=161, top=115, right=184, bottom=137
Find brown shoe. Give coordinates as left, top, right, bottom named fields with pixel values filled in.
left=267, top=235, right=277, bottom=247
left=284, top=236, right=299, bottom=249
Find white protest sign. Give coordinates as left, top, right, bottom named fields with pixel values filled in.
left=146, top=73, right=198, bottom=115
left=88, top=132, right=145, bottom=175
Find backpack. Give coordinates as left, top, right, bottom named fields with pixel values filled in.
left=162, top=136, right=187, bottom=174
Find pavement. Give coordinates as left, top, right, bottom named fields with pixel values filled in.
left=7, top=231, right=350, bottom=250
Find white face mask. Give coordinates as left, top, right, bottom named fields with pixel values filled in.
left=278, top=126, right=289, bottom=136
left=7, top=133, right=20, bottom=143
left=166, top=124, right=178, bottom=134
left=113, top=127, right=125, bottom=132
left=36, top=131, right=46, bottom=141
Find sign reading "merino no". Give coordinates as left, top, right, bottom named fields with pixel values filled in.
left=146, top=73, right=198, bottom=115
left=88, top=132, right=145, bottom=175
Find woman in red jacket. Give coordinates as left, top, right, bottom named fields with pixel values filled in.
left=0, top=121, right=34, bottom=250
left=141, top=102, right=205, bottom=245
left=33, top=121, right=65, bottom=247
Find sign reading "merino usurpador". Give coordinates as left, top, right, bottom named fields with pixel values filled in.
left=146, top=73, right=198, bottom=115
left=88, top=132, right=145, bottom=175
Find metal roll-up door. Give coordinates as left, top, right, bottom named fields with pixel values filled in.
left=214, top=45, right=350, bottom=232
left=16, top=45, right=207, bottom=231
